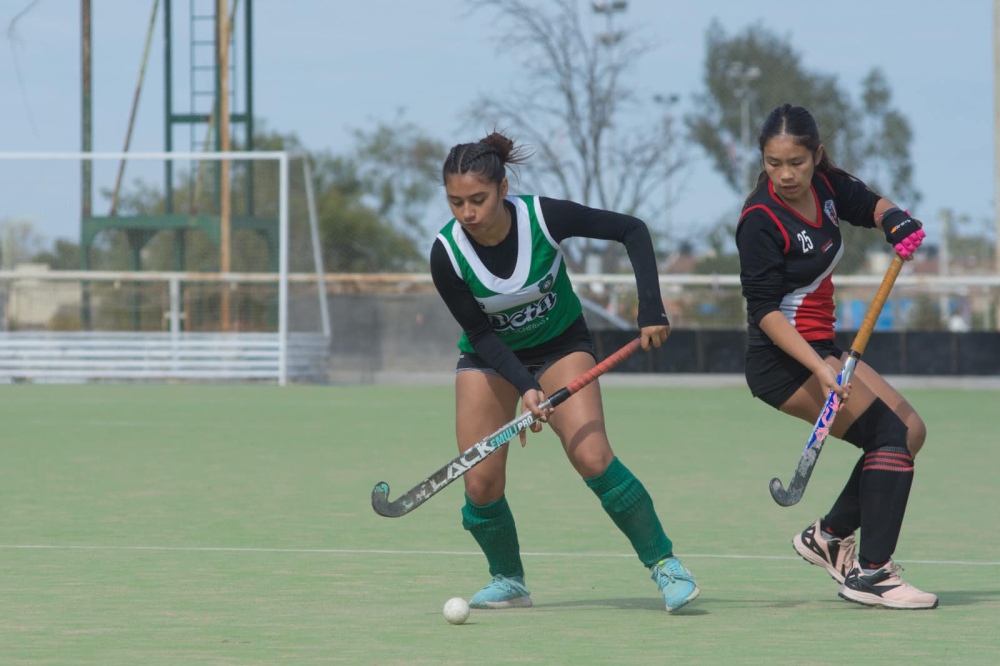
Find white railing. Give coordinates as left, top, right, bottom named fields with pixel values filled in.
left=2, top=269, right=998, bottom=384
left=0, top=331, right=328, bottom=382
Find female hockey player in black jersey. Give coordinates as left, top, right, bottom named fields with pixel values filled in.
left=736, top=103, right=935, bottom=609
left=430, top=131, right=699, bottom=613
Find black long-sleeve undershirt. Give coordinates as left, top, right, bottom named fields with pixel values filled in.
left=430, top=197, right=666, bottom=394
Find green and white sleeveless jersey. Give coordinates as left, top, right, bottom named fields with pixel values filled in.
left=436, top=194, right=582, bottom=353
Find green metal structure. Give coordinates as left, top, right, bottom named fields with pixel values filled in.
left=80, top=0, right=277, bottom=329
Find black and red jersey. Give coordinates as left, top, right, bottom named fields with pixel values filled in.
left=736, top=170, right=881, bottom=346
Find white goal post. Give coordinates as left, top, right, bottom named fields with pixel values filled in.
left=0, top=150, right=330, bottom=385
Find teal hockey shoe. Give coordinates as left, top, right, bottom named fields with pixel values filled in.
left=469, top=574, right=532, bottom=609
left=650, top=557, right=700, bottom=612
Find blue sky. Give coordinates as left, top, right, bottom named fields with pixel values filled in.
left=0, top=0, right=994, bottom=256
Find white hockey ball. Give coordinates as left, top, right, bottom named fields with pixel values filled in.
left=443, top=597, right=470, bottom=625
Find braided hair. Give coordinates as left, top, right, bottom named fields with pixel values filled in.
left=441, top=131, right=531, bottom=186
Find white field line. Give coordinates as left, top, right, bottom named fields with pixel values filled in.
left=0, top=544, right=996, bottom=567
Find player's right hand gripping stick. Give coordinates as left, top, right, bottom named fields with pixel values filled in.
left=880, top=208, right=926, bottom=259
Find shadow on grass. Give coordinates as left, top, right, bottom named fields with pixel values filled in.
left=463, top=590, right=994, bottom=618
left=532, top=596, right=814, bottom=615
left=935, top=589, right=1000, bottom=607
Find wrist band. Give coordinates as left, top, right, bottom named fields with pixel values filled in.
left=875, top=207, right=901, bottom=223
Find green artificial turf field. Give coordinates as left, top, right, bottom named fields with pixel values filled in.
left=0, top=383, right=996, bottom=665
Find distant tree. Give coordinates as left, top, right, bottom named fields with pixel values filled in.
left=831, top=69, right=922, bottom=275
left=309, top=151, right=424, bottom=272
left=688, top=21, right=919, bottom=274
left=687, top=21, right=857, bottom=194
left=0, top=218, right=45, bottom=268
left=349, top=114, right=447, bottom=245
left=0, top=218, right=82, bottom=271
left=30, top=239, right=80, bottom=270
left=858, top=69, right=919, bottom=207
left=469, top=0, right=689, bottom=271
left=309, top=116, right=445, bottom=271
left=693, top=219, right=741, bottom=275
left=937, top=209, right=996, bottom=271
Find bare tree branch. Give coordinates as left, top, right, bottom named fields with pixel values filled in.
left=467, top=0, right=690, bottom=271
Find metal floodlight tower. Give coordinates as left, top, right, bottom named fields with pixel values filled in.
left=79, top=0, right=271, bottom=331
left=161, top=0, right=260, bottom=262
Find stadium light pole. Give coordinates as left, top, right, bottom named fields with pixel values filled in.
left=587, top=0, right=628, bottom=277
left=592, top=1, right=627, bottom=46
left=730, top=62, right=761, bottom=193
left=654, top=93, right=681, bottom=256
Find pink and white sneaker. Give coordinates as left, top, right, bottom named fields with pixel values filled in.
left=838, top=560, right=939, bottom=610
left=792, top=519, right=856, bottom=584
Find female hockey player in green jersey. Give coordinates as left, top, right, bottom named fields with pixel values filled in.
left=429, top=130, right=699, bottom=613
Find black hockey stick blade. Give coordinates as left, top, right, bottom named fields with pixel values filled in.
left=768, top=445, right=822, bottom=507
left=371, top=482, right=406, bottom=518
left=768, top=386, right=837, bottom=507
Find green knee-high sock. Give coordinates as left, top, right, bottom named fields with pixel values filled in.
left=462, top=494, right=525, bottom=579
left=585, top=457, right=673, bottom=568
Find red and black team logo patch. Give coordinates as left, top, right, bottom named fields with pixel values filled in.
left=824, top=200, right=839, bottom=226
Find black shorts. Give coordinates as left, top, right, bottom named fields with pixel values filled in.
left=745, top=339, right=844, bottom=409
left=456, top=316, right=596, bottom=380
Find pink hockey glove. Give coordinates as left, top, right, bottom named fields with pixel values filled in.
left=881, top=208, right=925, bottom=259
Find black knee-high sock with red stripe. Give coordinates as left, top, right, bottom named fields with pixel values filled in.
left=859, top=445, right=914, bottom=569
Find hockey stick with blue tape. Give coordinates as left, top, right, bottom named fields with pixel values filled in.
left=372, top=337, right=642, bottom=518
left=769, top=255, right=904, bottom=507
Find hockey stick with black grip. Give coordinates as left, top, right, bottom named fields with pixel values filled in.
left=769, top=255, right=904, bottom=507
left=372, top=337, right=642, bottom=518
